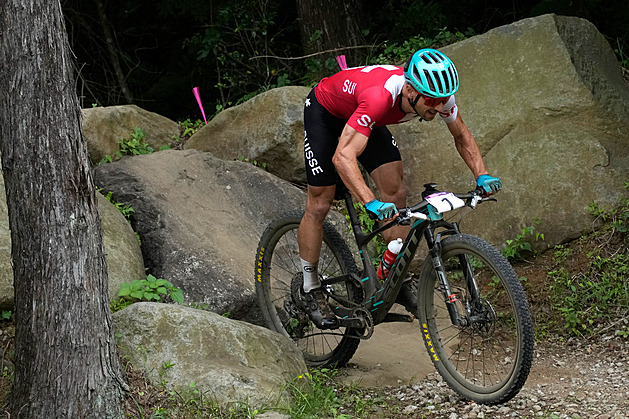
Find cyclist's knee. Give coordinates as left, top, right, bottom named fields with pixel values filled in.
left=304, top=197, right=332, bottom=222
left=304, top=186, right=335, bottom=222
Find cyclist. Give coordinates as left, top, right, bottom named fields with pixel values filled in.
left=298, top=48, right=501, bottom=328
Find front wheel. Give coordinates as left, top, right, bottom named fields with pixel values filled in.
left=255, top=210, right=362, bottom=368
left=418, top=234, right=534, bottom=404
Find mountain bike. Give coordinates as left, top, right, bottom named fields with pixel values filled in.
left=255, top=182, right=534, bottom=404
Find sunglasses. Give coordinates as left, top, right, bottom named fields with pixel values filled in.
left=421, top=94, right=450, bottom=107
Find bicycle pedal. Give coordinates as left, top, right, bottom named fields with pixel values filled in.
left=382, top=313, right=414, bottom=323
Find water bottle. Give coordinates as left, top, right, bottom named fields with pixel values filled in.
left=377, top=238, right=403, bottom=280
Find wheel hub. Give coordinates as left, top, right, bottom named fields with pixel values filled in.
left=470, top=299, right=496, bottom=337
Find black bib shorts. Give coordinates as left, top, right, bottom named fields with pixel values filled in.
left=303, top=88, right=402, bottom=187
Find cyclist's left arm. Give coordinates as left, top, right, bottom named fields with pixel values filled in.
left=445, top=110, right=490, bottom=180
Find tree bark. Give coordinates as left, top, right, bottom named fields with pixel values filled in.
left=296, top=0, right=368, bottom=73
left=0, top=1, right=126, bottom=417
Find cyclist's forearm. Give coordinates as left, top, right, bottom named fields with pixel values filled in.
left=455, top=134, right=488, bottom=178
left=334, top=155, right=375, bottom=204
left=333, top=126, right=377, bottom=204
left=448, top=113, right=489, bottom=178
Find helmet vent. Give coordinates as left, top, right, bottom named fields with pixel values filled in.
left=433, top=71, right=443, bottom=92
left=442, top=71, right=450, bottom=92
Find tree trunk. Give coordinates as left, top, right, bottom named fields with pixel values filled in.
left=0, top=1, right=126, bottom=417
left=296, top=0, right=368, bottom=74
left=94, top=0, right=134, bottom=104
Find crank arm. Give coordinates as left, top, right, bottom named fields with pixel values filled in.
left=337, top=317, right=366, bottom=329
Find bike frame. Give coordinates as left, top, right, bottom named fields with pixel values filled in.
left=323, top=187, right=474, bottom=327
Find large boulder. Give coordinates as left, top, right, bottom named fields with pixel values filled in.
left=185, top=86, right=311, bottom=185
left=93, top=149, right=309, bottom=323
left=82, top=105, right=180, bottom=165
left=0, top=172, right=145, bottom=308
left=114, top=302, right=307, bottom=410
left=389, top=14, right=629, bottom=247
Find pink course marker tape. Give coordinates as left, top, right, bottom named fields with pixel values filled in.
left=192, top=87, right=208, bottom=124
left=335, top=55, right=348, bottom=70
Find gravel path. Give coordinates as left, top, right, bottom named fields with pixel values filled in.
left=337, top=336, right=629, bottom=418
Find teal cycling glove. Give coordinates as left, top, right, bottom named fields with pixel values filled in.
left=476, top=174, right=502, bottom=194
left=365, top=199, right=397, bottom=220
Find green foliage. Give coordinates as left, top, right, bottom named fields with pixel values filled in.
left=98, top=189, right=135, bottom=221
left=0, top=311, right=11, bottom=321
left=617, top=327, right=629, bottom=339
left=370, top=28, right=475, bottom=65
left=286, top=369, right=344, bottom=418
left=588, top=181, right=629, bottom=233
left=99, top=127, right=156, bottom=164
left=549, top=184, right=629, bottom=336
left=121, top=361, right=391, bottom=418
left=183, top=0, right=298, bottom=113
left=346, top=202, right=387, bottom=266
left=180, top=118, right=204, bottom=136
left=112, top=275, right=184, bottom=312
left=118, top=127, right=154, bottom=156
left=549, top=252, right=629, bottom=336
left=502, top=223, right=545, bottom=261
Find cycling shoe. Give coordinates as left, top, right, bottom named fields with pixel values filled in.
left=300, top=286, right=338, bottom=329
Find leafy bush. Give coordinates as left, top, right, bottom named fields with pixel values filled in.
left=549, top=182, right=629, bottom=336
left=502, top=223, right=545, bottom=261
left=370, top=28, right=474, bottom=65
left=98, top=189, right=135, bottom=221
left=111, top=275, right=184, bottom=312
left=343, top=202, right=386, bottom=267
left=118, top=127, right=154, bottom=156
left=99, top=127, right=166, bottom=164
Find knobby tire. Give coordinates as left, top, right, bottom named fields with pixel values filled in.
left=255, top=210, right=362, bottom=368
left=417, top=234, right=534, bottom=404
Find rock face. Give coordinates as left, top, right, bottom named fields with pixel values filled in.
left=389, top=14, right=629, bottom=247
left=0, top=172, right=145, bottom=308
left=82, top=104, right=179, bottom=165
left=93, top=149, right=308, bottom=323
left=185, top=86, right=311, bottom=185
left=113, top=303, right=307, bottom=409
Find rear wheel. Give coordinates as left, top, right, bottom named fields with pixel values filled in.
left=255, top=211, right=362, bottom=368
left=418, top=234, right=534, bottom=404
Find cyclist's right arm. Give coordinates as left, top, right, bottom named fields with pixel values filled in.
left=332, top=124, right=375, bottom=205
left=332, top=124, right=398, bottom=221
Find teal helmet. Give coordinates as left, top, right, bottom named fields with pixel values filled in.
left=403, top=48, right=459, bottom=97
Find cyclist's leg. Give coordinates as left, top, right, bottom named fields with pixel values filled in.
left=297, top=88, right=344, bottom=328
left=370, top=161, right=409, bottom=243
left=298, top=184, right=336, bottom=285
left=359, top=126, right=410, bottom=243
left=298, top=88, right=344, bottom=285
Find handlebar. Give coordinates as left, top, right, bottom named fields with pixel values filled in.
left=399, top=186, right=496, bottom=223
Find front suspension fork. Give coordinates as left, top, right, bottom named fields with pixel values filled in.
left=425, top=223, right=472, bottom=327
left=430, top=247, right=469, bottom=327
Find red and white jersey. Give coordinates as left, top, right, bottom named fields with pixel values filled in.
left=314, top=65, right=458, bottom=137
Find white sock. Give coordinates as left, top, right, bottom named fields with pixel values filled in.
left=300, top=257, right=321, bottom=292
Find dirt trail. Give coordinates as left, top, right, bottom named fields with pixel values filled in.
left=336, top=309, right=435, bottom=388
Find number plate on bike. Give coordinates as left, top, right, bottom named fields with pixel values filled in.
left=425, top=192, right=465, bottom=213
